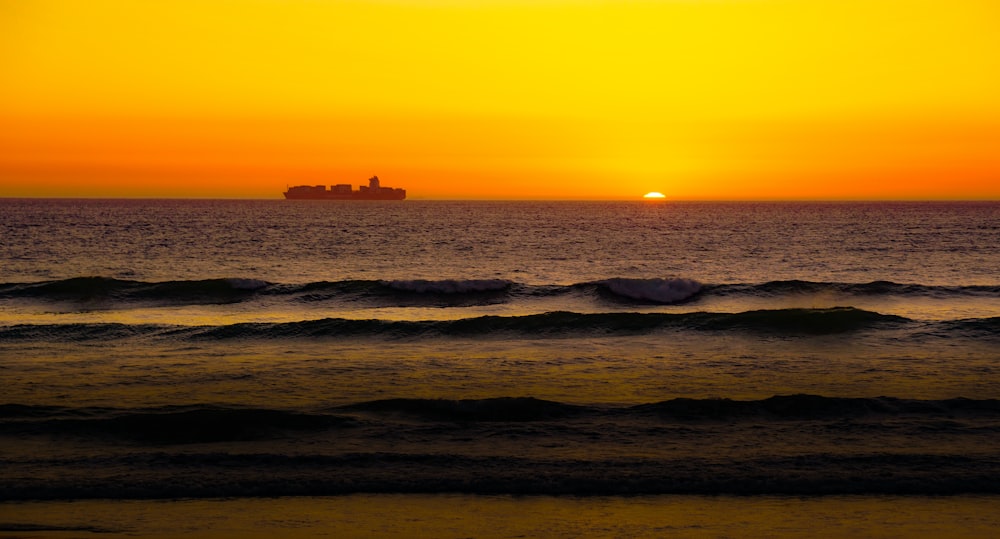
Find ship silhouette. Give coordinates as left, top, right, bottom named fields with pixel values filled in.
left=284, top=176, right=406, bottom=200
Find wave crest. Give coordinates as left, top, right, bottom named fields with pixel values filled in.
left=5, top=395, right=999, bottom=438
left=599, top=278, right=702, bottom=304
left=4, top=277, right=996, bottom=309
left=383, top=279, right=513, bottom=294
left=0, top=276, right=270, bottom=304
left=632, top=395, right=1000, bottom=420
left=711, top=280, right=1000, bottom=298
left=339, top=397, right=585, bottom=422
left=0, top=308, right=913, bottom=342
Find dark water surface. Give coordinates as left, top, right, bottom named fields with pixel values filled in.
left=2, top=200, right=999, bottom=503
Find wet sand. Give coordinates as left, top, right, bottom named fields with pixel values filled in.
left=3, top=494, right=999, bottom=538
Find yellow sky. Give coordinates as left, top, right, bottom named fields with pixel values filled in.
left=1, top=0, right=998, bottom=199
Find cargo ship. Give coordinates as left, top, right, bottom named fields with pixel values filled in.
left=283, top=176, right=406, bottom=200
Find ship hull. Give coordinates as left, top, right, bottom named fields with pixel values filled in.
left=283, top=192, right=406, bottom=200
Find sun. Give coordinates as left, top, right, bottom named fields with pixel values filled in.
left=643, top=192, right=666, bottom=199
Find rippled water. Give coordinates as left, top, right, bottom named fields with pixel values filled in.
left=1, top=199, right=999, bottom=504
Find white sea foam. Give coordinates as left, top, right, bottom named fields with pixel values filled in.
left=386, top=279, right=512, bottom=294
left=602, top=277, right=702, bottom=303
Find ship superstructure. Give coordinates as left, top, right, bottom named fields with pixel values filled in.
left=284, top=176, right=406, bottom=200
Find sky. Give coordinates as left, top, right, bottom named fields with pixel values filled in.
left=1, top=0, right=999, bottom=199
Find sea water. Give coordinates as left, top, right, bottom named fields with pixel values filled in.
left=1, top=199, right=999, bottom=535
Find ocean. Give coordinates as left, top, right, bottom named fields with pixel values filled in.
left=2, top=199, right=999, bottom=536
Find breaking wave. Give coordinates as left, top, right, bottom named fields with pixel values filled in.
left=597, top=277, right=702, bottom=303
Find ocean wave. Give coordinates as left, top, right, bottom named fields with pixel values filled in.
left=4, top=451, right=998, bottom=499
left=630, top=394, right=1000, bottom=420
left=939, top=316, right=1000, bottom=335
left=341, top=395, right=1000, bottom=422
left=6, top=396, right=997, bottom=433
left=596, top=277, right=702, bottom=304
left=0, top=308, right=913, bottom=342
left=708, top=279, right=1000, bottom=298
left=384, top=279, right=513, bottom=294
left=4, top=396, right=1000, bottom=499
left=4, top=277, right=995, bottom=308
left=0, top=404, right=354, bottom=443
left=0, top=276, right=269, bottom=304
left=0, top=322, right=170, bottom=341
left=338, top=397, right=586, bottom=422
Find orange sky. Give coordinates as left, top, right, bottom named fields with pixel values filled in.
left=1, top=0, right=999, bottom=199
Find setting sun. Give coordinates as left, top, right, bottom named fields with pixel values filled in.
left=643, top=192, right=666, bottom=199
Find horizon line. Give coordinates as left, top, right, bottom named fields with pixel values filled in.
left=2, top=196, right=998, bottom=203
